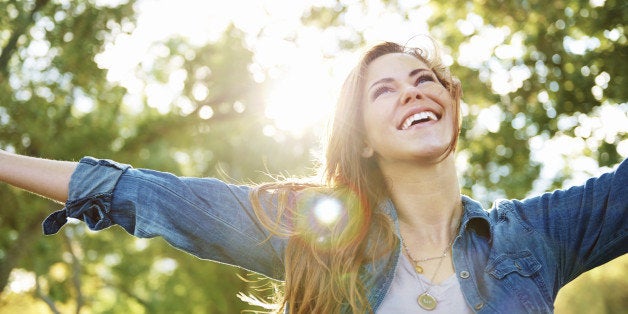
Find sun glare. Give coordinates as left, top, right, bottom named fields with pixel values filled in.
left=264, top=71, right=335, bottom=136
left=265, top=41, right=338, bottom=136
left=313, top=196, right=343, bottom=226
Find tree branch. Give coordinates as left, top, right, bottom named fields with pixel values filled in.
left=35, top=275, right=61, bottom=314
left=62, top=231, right=84, bottom=314
left=101, top=278, right=155, bottom=312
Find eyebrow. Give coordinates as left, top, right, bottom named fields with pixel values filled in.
left=368, top=68, right=430, bottom=91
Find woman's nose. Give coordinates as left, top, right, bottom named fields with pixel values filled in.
left=401, top=86, right=423, bottom=105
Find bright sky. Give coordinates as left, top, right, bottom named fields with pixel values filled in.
left=94, top=0, right=435, bottom=136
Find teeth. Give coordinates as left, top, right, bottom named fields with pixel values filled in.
left=401, top=111, right=438, bottom=130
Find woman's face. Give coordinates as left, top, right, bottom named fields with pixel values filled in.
left=361, top=53, right=457, bottom=165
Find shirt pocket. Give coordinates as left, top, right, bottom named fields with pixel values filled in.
left=486, top=250, right=552, bottom=312
left=487, top=250, right=541, bottom=279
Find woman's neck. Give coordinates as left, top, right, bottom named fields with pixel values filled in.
left=380, top=154, right=462, bottom=246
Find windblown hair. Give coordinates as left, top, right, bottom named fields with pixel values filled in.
left=250, top=40, right=462, bottom=313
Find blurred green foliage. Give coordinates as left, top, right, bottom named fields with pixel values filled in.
left=0, top=0, right=626, bottom=313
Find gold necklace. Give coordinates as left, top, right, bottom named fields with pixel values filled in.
left=401, top=239, right=451, bottom=274
left=397, top=201, right=464, bottom=310
left=401, top=237, right=453, bottom=311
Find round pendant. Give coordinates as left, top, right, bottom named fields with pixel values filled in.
left=418, top=293, right=437, bottom=311
left=414, top=264, right=424, bottom=274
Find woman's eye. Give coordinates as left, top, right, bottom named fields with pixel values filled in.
left=372, top=86, right=394, bottom=100
left=415, top=74, right=435, bottom=85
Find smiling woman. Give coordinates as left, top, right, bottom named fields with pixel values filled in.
left=360, top=52, right=460, bottom=163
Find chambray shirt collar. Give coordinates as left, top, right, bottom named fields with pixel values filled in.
left=460, top=195, right=492, bottom=241
left=379, top=195, right=492, bottom=240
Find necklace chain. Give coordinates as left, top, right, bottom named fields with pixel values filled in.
left=401, top=237, right=452, bottom=263
left=400, top=235, right=453, bottom=311
left=399, top=211, right=461, bottom=311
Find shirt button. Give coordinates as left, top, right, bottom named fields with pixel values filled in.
left=474, top=302, right=484, bottom=310
left=459, top=270, right=470, bottom=279
left=514, top=261, right=522, bottom=270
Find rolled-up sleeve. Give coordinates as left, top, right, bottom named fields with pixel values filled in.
left=43, top=157, right=286, bottom=280
left=43, top=157, right=132, bottom=234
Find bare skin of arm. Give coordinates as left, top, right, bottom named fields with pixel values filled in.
left=0, top=150, right=77, bottom=203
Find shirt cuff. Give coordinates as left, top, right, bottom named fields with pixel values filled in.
left=42, top=157, right=131, bottom=235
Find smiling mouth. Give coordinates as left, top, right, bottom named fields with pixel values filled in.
left=400, top=111, right=439, bottom=130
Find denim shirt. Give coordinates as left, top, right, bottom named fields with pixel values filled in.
left=43, top=157, right=628, bottom=313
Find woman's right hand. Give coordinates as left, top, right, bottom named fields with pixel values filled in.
left=0, top=150, right=77, bottom=203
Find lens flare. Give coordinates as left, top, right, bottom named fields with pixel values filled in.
left=293, top=187, right=369, bottom=253
left=313, top=197, right=343, bottom=226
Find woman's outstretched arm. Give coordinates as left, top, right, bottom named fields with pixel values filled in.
left=0, top=150, right=77, bottom=203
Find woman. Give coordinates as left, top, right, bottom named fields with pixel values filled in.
left=0, top=41, right=626, bottom=313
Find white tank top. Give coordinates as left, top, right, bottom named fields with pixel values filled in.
left=377, top=252, right=474, bottom=313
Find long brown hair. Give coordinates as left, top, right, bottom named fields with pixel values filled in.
left=250, top=40, right=462, bottom=313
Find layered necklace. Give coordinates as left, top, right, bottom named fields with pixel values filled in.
left=401, top=237, right=454, bottom=310
left=397, top=200, right=463, bottom=311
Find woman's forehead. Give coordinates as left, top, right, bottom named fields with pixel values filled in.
left=365, top=53, right=430, bottom=84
